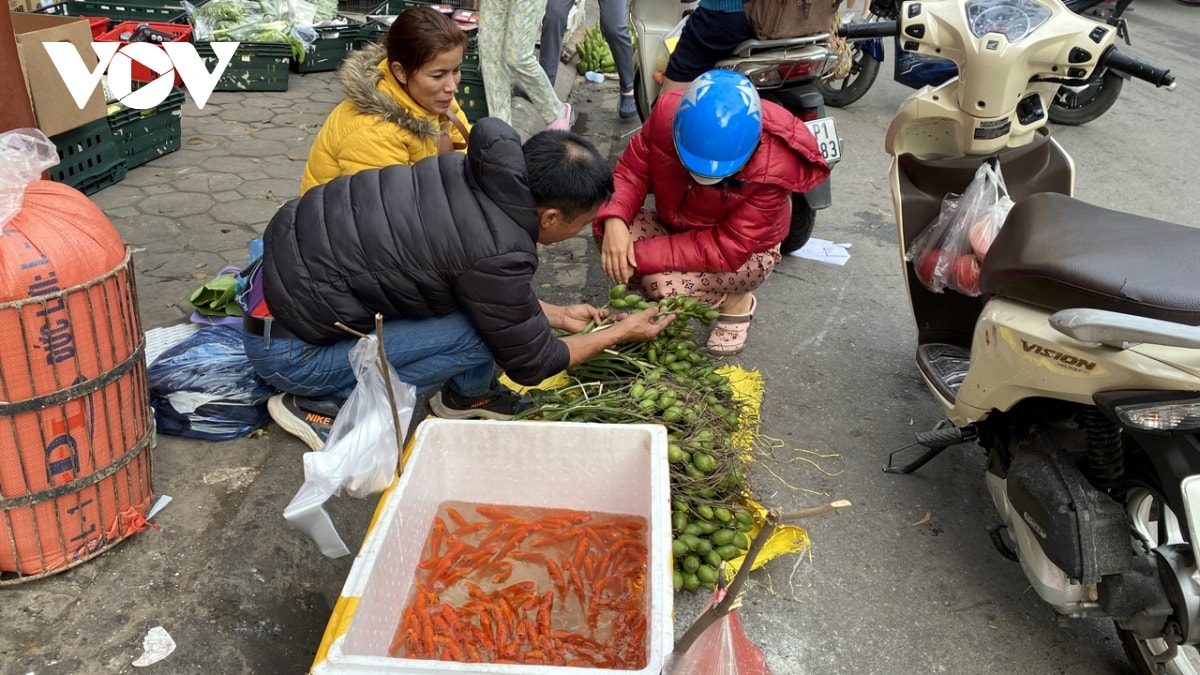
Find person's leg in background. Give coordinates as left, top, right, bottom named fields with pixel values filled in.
left=480, top=0, right=515, bottom=123
left=539, top=0, right=575, bottom=86
left=598, top=0, right=637, bottom=118
left=660, top=5, right=754, bottom=94
left=499, top=0, right=570, bottom=128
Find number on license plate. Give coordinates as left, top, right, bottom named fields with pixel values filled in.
left=805, top=117, right=842, bottom=164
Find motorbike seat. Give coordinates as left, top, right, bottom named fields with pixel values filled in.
left=981, top=192, right=1200, bottom=326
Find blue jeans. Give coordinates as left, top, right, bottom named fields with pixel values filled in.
left=242, top=313, right=497, bottom=404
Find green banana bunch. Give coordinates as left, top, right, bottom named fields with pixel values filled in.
left=575, top=23, right=617, bottom=75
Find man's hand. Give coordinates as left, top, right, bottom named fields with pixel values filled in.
left=559, top=303, right=607, bottom=333
left=616, top=305, right=675, bottom=342
left=560, top=305, right=675, bottom=368
left=601, top=218, right=638, bottom=284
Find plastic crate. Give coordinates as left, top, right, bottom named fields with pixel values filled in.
left=292, top=20, right=361, bottom=74
left=372, top=0, right=476, bottom=13
left=336, top=0, right=384, bottom=12
left=49, top=117, right=128, bottom=196
left=194, top=41, right=291, bottom=91
left=355, top=18, right=388, bottom=48
left=107, top=86, right=184, bottom=169
left=461, top=44, right=479, bottom=73
left=310, top=419, right=672, bottom=675
left=96, top=21, right=192, bottom=85
left=86, top=16, right=110, bottom=37
left=35, top=0, right=193, bottom=25
left=354, top=13, right=476, bottom=51
left=456, top=71, right=486, bottom=123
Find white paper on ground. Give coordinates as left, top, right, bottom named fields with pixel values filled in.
left=788, top=237, right=852, bottom=266
left=132, top=626, right=176, bottom=667
left=147, top=495, right=172, bottom=521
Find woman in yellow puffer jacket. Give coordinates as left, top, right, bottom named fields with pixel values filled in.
left=300, top=7, right=473, bottom=194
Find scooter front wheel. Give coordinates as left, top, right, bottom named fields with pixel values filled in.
left=1048, top=69, right=1124, bottom=126
left=1116, top=483, right=1200, bottom=675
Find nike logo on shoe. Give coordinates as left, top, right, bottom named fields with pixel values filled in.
left=305, top=413, right=333, bottom=425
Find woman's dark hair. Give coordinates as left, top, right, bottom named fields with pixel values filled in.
left=523, top=131, right=615, bottom=221
left=386, top=7, right=469, bottom=75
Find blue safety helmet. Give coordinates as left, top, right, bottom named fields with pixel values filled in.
left=673, top=70, right=764, bottom=184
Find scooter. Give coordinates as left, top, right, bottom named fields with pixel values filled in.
left=844, top=2, right=1198, bottom=672
left=627, top=0, right=843, bottom=252
left=822, top=0, right=1134, bottom=125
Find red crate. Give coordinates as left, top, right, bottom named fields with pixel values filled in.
left=87, top=17, right=109, bottom=38
left=96, top=21, right=193, bottom=85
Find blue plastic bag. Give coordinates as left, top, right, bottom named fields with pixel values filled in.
left=148, top=324, right=274, bottom=440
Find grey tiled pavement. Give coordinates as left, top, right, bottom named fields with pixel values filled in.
left=0, top=36, right=646, bottom=675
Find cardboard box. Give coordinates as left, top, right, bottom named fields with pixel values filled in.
left=312, top=419, right=673, bottom=674
left=12, top=13, right=107, bottom=137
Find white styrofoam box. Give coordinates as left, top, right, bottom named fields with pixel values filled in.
left=312, top=419, right=672, bottom=674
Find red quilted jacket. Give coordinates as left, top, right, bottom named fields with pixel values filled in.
left=595, top=88, right=831, bottom=275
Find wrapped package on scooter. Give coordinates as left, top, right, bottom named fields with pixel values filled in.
left=904, top=159, right=1013, bottom=297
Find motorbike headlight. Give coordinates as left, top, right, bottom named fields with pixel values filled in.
left=1115, top=399, right=1200, bottom=431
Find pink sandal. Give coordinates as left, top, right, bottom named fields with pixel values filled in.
left=707, top=295, right=757, bottom=356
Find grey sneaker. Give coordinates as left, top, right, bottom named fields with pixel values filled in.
left=268, top=394, right=338, bottom=450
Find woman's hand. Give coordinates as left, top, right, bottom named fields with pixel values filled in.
left=601, top=218, right=638, bottom=284
left=558, top=303, right=607, bottom=333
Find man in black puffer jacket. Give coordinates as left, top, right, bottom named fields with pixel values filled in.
left=241, top=119, right=674, bottom=450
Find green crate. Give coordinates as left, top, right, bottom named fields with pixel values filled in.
left=36, top=0, right=193, bottom=24
left=461, top=46, right=479, bottom=73
left=457, top=73, right=486, bottom=123
left=373, top=0, right=476, bottom=13
left=337, top=0, right=384, bottom=12
left=107, top=86, right=185, bottom=169
left=49, top=117, right=128, bottom=196
left=356, top=18, right=388, bottom=49
left=293, top=20, right=362, bottom=74
left=195, top=41, right=291, bottom=91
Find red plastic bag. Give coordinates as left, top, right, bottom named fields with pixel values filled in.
left=667, top=587, right=771, bottom=675
left=905, top=158, right=1013, bottom=297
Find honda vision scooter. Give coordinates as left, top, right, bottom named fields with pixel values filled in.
left=822, top=0, right=1134, bottom=125
left=841, top=2, right=1200, bottom=672
left=627, top=0, right=844, bottom=251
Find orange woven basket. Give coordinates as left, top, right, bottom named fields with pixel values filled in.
left=0, top=181, right=154, bottom=582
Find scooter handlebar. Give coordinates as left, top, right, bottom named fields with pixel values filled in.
left=1103, top=47, right=1176, bottom=90
left=837, top=20, right=899, bottom=40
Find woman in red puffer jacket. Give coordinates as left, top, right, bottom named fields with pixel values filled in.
left=595, top=70, right=830, bottom=355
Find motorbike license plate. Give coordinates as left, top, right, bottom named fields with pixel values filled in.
left=806, top=117, right=842, bottom=164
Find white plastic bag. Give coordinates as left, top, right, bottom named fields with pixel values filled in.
left=283, top=335, right=415, bottom=557
left=0, top=129, right=59, bottom=229
left=905, top=158, right=1013, bottom=297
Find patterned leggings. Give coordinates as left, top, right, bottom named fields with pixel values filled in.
left=624, top=209, right=782, bottom=311
left=479, top=0, right=565, bottom=125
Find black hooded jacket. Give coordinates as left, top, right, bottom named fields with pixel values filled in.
left=261, top=118, right=569, bottom=386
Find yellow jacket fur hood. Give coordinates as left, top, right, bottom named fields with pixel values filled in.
left=300, top=43, right=471, bottom=194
